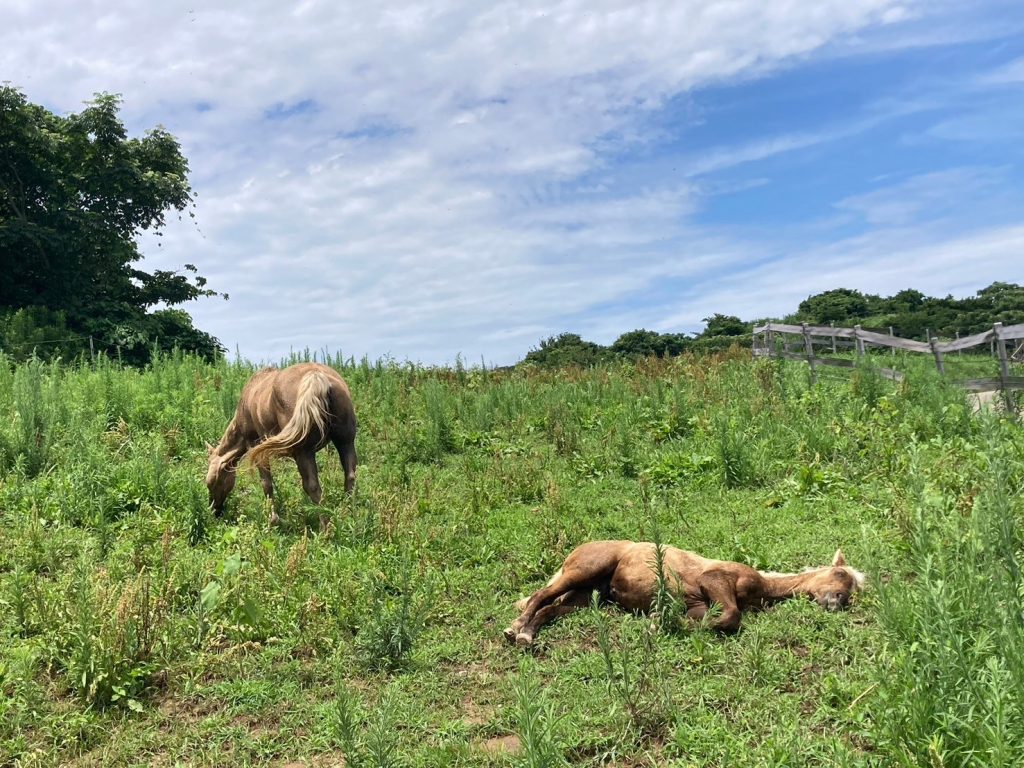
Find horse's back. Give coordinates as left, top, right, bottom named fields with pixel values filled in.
left=237, top=363, right=354, bottom=439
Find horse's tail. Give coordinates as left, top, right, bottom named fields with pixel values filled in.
left=248, top=371, right=332, bottom=467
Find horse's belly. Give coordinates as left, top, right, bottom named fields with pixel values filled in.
left=609, top=563, right=656, bottom=612
left=608, top=548, right=702, bottom=614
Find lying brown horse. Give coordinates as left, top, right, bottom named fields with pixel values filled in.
left=505, top=540, right=865, bottom=647
left=205, top=363, right=357, bottom=526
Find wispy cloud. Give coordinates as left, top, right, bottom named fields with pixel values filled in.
left=3, top=0, right=1023, bottom=363
left=833, top=167, right=1009, bottom=226
left=979, top=56, right=1024, bottom=85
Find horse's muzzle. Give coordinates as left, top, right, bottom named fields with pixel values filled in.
left=819, top=592, right=850, bottom=612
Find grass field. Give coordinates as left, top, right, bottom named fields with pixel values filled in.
left=1, top=349, right=1022, bottom=767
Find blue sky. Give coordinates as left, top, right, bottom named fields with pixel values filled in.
left=3, top=0, right=1024, bottom=364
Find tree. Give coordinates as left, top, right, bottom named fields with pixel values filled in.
left=0, top=86, right=224, bottom=362
left=0, top=306, right=78, bottom=360
left=975, top=282, right=1024, bottom=313
left=523, top=333, right=608, bottom=368
left=611, top=329, right=691, bottom=358
left=796, top=289, right=870, bottom=324
left=886, top=289, right=926, bottom=314
left=700, top=314, right=747, bottom=337
left=653, top=332, right=691, bottom=356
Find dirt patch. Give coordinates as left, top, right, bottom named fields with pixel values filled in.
left=230, top=712, right=276, bottom=737
left=478, top=735, right=521, bottom=755
left=969, top=390, right=1020, bottom=416
left=156, top=694, right=217, bottom=725
left=460, top=694, right=495, bottom=726
left=969, top=390, right=1001, bottom=413
left=279, top=756, right=346, bottom=768
left=452, top=661, right=495, bottom=681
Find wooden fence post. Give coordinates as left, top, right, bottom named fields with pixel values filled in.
left=801, top=322, right=818, bottom=384
left=830, top=321, right=837, bottom=354
left=929, top=335, right=945, bottom=375
left=995, top=322, right=1010, bottom=387
left=888, top=326, right=895, bottom=362
left=994, top=322, right=1016, bottom=412
left=853, top=325, right=865, bottom=357
left=955, top=331, right=961, bottom=357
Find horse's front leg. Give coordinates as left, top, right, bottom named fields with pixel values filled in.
left=257, top=465, right=281, bottom=528
left=697, top=572, right=742, bottom=633
left=295, top=451, right=328, bottom=530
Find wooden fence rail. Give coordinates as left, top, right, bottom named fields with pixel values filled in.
left=752, top=321, right=1024, bottom=397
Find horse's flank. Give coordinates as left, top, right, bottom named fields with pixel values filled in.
left=246, top=369, right=333, bottom=467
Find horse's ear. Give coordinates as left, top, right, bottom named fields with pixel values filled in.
left=832, top=549, right=846, bottom=567
left=205, top=441, right=215, bottom=456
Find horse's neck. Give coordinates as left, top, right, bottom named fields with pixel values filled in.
left=216, top=419, right=247, bottom=460
left=758, top=571, right=817, bottom=602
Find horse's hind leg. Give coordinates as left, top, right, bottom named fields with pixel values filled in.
left=507, top=542, right=625, bottom=636
left=334, top=436, right=357, bottom=494
left=295, top=452, right=328, bottom=530
left=513, top=588, right=592, bottom=647
left=257, top=465, right=281, bottom=528
left=295, top=451, right=323, bottom=504
left=504, top=569, right=591, bottom=644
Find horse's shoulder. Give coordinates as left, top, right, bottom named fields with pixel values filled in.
left=243, top=367, right=278, bottom=387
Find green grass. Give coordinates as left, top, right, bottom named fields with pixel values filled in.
left=0, top=349, right=1022, bottom=766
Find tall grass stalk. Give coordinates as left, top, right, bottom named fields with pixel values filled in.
left=514, top=663, right=566, bottom=768
left=356, top=552, right=434, bottom=671
left=869, top=435, right=1024, bottom=766
left=715, top=416, right=757, bottom=488
left=648, top=517, right=684, bottom=635
left=594, top=594, right=673, bottom=738
left=331, top=680, right=402, bottom=768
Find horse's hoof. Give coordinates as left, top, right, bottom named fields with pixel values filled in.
left=515, top=632, right=534, bottom=648
left=269, top=513, right=281, bottom=528
left=502, top=627, right=517, bottom=643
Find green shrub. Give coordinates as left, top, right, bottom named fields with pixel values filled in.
left=356, top=553, right=434, bottom=671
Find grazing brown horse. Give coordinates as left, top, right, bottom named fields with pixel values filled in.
left=205, top=363, right=357, bottom=526
left=505, top=540, right=865, bottom=647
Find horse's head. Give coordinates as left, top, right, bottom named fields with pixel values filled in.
left=802, top=550, right=866, bottom=611
left=205, top=446, right=237, bottom=514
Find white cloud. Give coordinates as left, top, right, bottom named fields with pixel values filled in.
left=2, top=0, right=1019, bottom=364
left=657, top=223, right=1024, bottom=334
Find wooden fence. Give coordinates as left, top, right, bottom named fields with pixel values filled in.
left=752, top=320, right=1024, bottom=395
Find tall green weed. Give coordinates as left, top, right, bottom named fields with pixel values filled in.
left=868, top=435, right=1024, bottom=766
